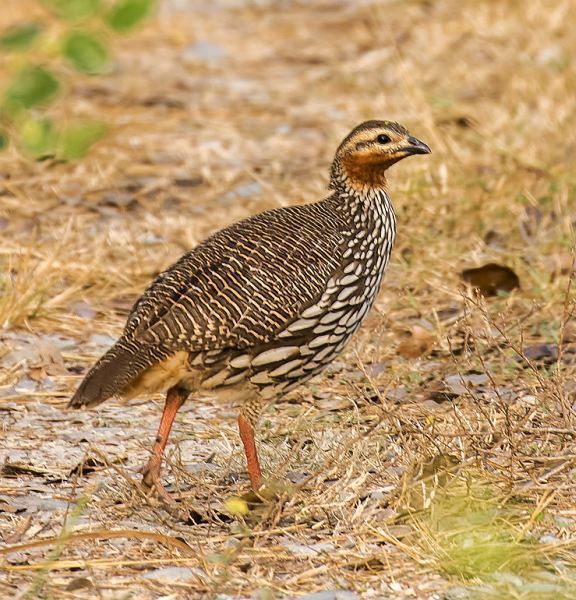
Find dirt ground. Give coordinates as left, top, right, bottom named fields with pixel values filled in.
left=1, top=0, right=576, bottom=598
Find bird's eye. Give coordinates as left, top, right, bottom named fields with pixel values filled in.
left=376, top=134, right=391, bottom=144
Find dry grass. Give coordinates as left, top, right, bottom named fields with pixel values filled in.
left=1, top=0, right=576, bottom=598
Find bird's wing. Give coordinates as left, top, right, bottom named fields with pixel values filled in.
left=123, top=201, right=344, bottom=352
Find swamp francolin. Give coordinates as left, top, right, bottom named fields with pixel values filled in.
left=70, top=121, right=431, bottom=502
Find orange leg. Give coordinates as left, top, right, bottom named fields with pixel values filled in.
left=238, top=413, right=263, bottom=491
left=141, top=386, right=187, bottom=502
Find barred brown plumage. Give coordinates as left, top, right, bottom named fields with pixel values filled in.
left=69, top=120, right=430, bottom=502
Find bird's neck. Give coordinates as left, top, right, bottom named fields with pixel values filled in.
left=327, top=165, right=397, bottom=304
left=329, top=156, right=388, bottom=195
left=328, top=161, right=396, bottom=233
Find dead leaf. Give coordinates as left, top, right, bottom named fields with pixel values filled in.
left=66, top=578, right=94, bottom=592
left=422, top=380, right=459, bottom=402
left=461, top=263, right=520, bottom=296
left=35, top=338, right=67, bottom=375
left=3, top=515, right=32, bottom=544
left=68, top=456, right=107, bottom=478
left=27, top=366, right=46, bottom=383
left=523, top=343, right=558, bottom=362
left=444, top=373, right=489, bottom=395
left=397, top=326, right=436, bottom=358
left=0, top=498, right=22, bottom=514
left=1, top=462, right=60, bottom=479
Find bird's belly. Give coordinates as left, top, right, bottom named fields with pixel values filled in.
left=122, top=351, right=198, bottom=399
left=122, top=351, right=254, bottom=406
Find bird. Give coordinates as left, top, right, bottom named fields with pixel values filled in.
left=69, top=120, right=430, bottom=502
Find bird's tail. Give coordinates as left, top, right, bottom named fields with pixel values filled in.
left=69, top=341, right=154, bottom=408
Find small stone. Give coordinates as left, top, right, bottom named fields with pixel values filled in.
left=88, top=334, right=116, bottom=350
left=281, top=541, right=335, bottom=558
left=71, top=301, right=97, bottom=319
left=220, top=181, right=263, bottom=204
left=182, top=41, right=226, bottom=63
left=300, top=592, right=358, bottom=600
left=143, top=566, right=200, bottom=583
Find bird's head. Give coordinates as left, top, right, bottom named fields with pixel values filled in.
left=331, top=120, right=431, bottom=191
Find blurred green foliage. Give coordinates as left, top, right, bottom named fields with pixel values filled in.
left=6, top=66, right=60, bottom=109
left=106, top=0, right=154, bottom=32
left=63, top=31, right=110, bottom=74
left=58, top=119, right=108, bottom=159
left=0, top=0, right=155, bottom=160
left=43, top=0, right=102, bottom=21
left=19, top=116, right=56, bottom=157
left=418, top=478, right=576, bottom=599
left=0, top=23, right=42, bottom=51
left=0, top=130, right=9, bottom=150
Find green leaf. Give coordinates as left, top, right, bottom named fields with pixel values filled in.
left=5, top=66, right=60, bottom=109
left=43, top=0, right=101, bottom=21
left=63, top=31, right=110, bottom=74
left=0, top=130, right=9, bottom=151
left=0, top=23, right=41, bottom=51
left=57, top=119, right=107, bottom=160
left=19, top=118, right=57, bottom=158
left=106, top=0, right=154, bottom=32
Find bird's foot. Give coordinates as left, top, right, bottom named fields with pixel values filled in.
left=138, top=459, right=207, bottom=523
left=139, top=459, right=175, bottom=505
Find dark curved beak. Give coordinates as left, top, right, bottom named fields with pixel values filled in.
left=405, top=136, right=431, bottom=155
